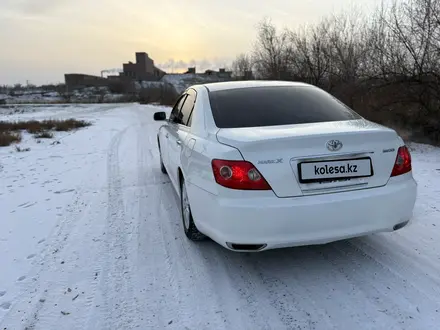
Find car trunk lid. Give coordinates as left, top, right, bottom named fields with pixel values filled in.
left=216, top=119, right=401, bottom=197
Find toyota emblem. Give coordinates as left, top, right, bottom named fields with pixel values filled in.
left=326, top=139, right=343, bottom=151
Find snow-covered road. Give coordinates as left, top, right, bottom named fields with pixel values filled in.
left=1, top=104, right=440, bottom=330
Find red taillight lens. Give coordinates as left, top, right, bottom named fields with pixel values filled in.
left=211, top=159, right=272, bottom=190
left=391, top=146, right=412, bottom=177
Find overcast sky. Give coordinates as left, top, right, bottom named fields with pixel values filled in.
left=0, top=0, right=385, bottom=85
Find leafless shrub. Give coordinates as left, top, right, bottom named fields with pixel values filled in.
left=0, top=131, right=21, bottom=146
left=232, top=54, right=253, bottom=79
left=138, top=84, right=178, bottom=106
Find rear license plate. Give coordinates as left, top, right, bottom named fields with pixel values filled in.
left=298, top=157, right=373, bottom=183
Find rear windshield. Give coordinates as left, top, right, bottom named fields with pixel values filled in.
left=208, top=86, right=361, bottom=128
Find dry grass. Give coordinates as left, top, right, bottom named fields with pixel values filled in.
left=0, top=118, right=91, bottom=147
left=0, top=119, right=91, bottom=134
left=0, top=131, right=21, bottom=146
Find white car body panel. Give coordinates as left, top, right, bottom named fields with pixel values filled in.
left=188, top=173, right=417, bottom=250
left=156, top=81, right=418, bottom=252
left=216, top=120, right=402, bottom=197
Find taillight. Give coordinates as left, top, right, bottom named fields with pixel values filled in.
left=391, top=146, right=412, bottom=177
left=211, top=159, right=272, bottom=190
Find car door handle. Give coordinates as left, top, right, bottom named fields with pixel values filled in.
left=165, top=133, right=169, bottom=139
left=176, top=140, right=182, bottom=146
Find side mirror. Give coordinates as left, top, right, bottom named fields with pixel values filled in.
left=153, top=111, right=166, bottom=121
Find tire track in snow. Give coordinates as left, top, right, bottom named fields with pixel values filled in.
left=186, top=239, right=296, bottom=329
left=135, top=107, right=319, bottom=329
left=134, top=119, right=228, bottom=329
left=243, top=247, right=336, bottom=330
left=350, top=235, right=440, bottom=299
left=318, top=241, right=415, bottom=328
left=133, top=115, right=268, bottom=329
left=34, top=192, right=108, bottom=330
left=240, top=238, right=440, bottom=330
left=88, top=106, right=440, bottom=329
left=133, top=108, right=304, bottom=328
left=128, top=120, right=171, bottom=329
left=2, top=104, right=122, bottom=329
left=134, top=113, right=288, bottom=329
left=134, top=122, right=176, bottom=329
left=101, top=126, right=137, bottom=330
left=2, top=188, right=83, bottom=329
left=0, top=174, right=105, bottom=330
left=368, top=231, right=440, bottom=284
left=333, top=238, right=440, bottom=328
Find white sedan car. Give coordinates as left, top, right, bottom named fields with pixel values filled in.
left=154, top=81, right=417, bottom=252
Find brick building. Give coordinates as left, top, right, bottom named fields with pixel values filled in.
left=120, top=52, right=165, bottom=81
left=64, top=73, right=109, bottom=90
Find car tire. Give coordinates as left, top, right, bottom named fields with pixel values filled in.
left=180, top=177, right=205, bottom=241
left=158, top=142, right=167, bottom=174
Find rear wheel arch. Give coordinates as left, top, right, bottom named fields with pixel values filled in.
left=158, top=134, right=167, bottom=174
left=179, top=168, right=205, bottom=241
left=178, top=168, right=184, bottom=188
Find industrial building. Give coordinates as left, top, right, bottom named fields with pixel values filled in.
left=65, top=52, right=165, bottom=90
left=120, top=52, right=165, bottom=80
left=64, top=52, right=233, bottom=91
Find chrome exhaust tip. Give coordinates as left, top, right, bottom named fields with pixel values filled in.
left=393, top=221, right=409, bottom=231
left=226, top=243, right=267, bottom=252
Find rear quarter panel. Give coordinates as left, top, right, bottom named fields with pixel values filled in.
left=182, top=132, right=243, bottom=196
left=180, top=86, right=245, bottom=230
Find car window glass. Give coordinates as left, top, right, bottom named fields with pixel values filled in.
left=178, top=89, right=197, bottom=126
left=187, top=111, right=193, bottom=127
left=208, top=86, right=361, bottom=128
left=169, top=95, right=187, bottom=123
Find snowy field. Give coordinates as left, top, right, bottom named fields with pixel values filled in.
left=0, top=88, right=126, bottom=104
left=0, top=103, right=439, bottom=330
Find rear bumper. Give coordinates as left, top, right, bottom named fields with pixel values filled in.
left=188, top=174, right=417, bottom=251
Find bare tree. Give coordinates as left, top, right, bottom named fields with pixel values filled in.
left=252, top=18, right=294, bottom=79
left=325, top=9, right=371, bottom=82
left=288, top=19, right=333, bottom=87
left=232, top=53, right=253, bottom=79
left=236, top=0, right=440, bottom=143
